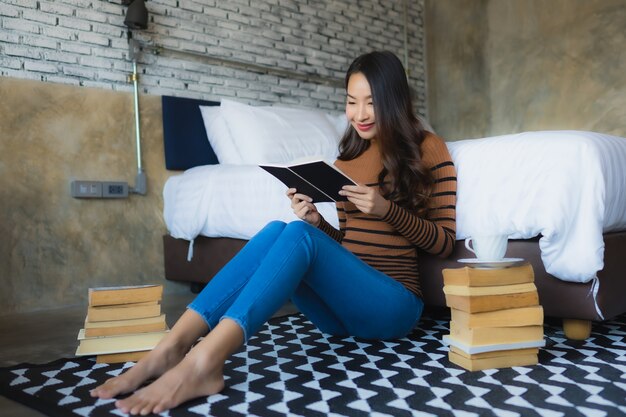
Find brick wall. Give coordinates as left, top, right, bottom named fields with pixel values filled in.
left=0, top=0, right=426, bottom=113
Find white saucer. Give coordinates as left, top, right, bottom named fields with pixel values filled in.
left=457, top=258, right=525, bottom=269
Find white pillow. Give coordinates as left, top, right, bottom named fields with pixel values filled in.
left=329, top=113, right=349, bottom=137
left=219, top=99, right=345, bottom=164
left=199, top=105, right=243, bottom=164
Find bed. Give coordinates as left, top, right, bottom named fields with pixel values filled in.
left=160, top=95, right=626, bottom=340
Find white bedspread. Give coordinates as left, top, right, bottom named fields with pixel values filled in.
left=163, top=130, right=626, bottom=284
left=449, top=131, right=626, bottom=283
left=163, top=164, right=339, bottom=242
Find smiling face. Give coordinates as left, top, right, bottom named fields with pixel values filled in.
left=346, top=72, right=377, bottom=141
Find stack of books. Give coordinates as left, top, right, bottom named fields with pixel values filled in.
left=442, top=263, right=545, bottom=371
left=75, top=284, right=169, bottom=364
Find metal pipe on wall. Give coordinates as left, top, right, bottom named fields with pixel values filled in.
left=128, top=38, right=146, bottom=195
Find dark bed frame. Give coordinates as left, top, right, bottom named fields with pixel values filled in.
left=160, top=95, right=626, bottom=340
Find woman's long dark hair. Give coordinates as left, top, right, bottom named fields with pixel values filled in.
left=338, top=50, right=433, bottom=215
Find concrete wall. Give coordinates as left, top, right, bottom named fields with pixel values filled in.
left=0, top=1, right=427, bottom=315
left=425, top=0, right=626, bottom=140
left=0, top=78, right=172, bottom=315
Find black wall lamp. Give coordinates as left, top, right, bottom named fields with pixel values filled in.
left=123, top=0, right=148, bottom=30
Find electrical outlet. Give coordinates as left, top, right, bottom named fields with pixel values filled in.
left=102, top=181, right=129, bottom=198
left=71, top=180, right=129, bottom=199
left=71, top=181, right=102, bottom=198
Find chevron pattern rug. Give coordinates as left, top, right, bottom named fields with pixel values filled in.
left=1, top=310, right=625, bottom=417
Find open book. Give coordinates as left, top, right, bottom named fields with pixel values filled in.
left=260, top=159, right=357, bottom=203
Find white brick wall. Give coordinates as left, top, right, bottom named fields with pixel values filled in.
left=0, top=0, right=427, bottom=113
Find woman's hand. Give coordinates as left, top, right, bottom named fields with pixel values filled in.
left=339, top=184, right=390, bottom=217
left=287, top=188, right=321, bottom=226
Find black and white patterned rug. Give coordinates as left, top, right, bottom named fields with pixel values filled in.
left=1, top=311, right=625, bottom=417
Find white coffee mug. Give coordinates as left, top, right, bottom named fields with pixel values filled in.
left=465, top=234, right=508, bottom=261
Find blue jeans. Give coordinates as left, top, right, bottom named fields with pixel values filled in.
left=188, top=220, right=424, bottom=341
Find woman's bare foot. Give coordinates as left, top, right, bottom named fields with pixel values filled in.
left=89, top=339, right=188, bottom=400
left=90, top=309, right=210, bottom=399
left=113, top=318, right=244, bottom=415
left=115, top=347, right=225, bottom=414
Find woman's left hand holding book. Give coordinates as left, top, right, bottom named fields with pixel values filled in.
left=287, top=188, right=321, bottom=226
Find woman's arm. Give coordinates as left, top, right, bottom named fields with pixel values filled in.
left=316, top=213, right=344, bottom=242
left=381, top=135, right=457, bottom=257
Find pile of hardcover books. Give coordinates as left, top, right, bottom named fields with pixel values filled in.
left=75, top=284, right=169, bottom=364
left=442, top=263, right=545, bottom=371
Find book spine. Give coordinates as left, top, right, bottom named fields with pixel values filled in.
left=445, top=291, right=539, bottom=313
left=450, top=322, right=544, bottom=345
left=84, top=321, right=167, bottom=337
left=443, top=264, right=534, bottom=287
left=76, top=331, right=168, bottom=356
left=450, top=306, right=544, bottom=328
left=89, top=286, right=163, bottom=306
left=96, top=350, right=149, bottom=364
left=86, top=304, right=161, bottom=322
left=449, top=350, right=538, bottom=371
left=443, top=282, right=536, bottom=297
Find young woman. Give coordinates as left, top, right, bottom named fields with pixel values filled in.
left=90, top=50, right=457, bottom=415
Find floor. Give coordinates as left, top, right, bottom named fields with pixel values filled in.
left=0, top=290, right=297, bottom=416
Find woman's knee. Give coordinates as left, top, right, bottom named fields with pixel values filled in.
left=261, top=221, right=311, bottom=240
left=262, top=220, right=288, bottom=233
left=283, top=220, right=315, bottom=237
left=285, top=220, right=312, bottom=232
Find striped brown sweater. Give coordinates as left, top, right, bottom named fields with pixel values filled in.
left=317, top=133, right=457, bottom=297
